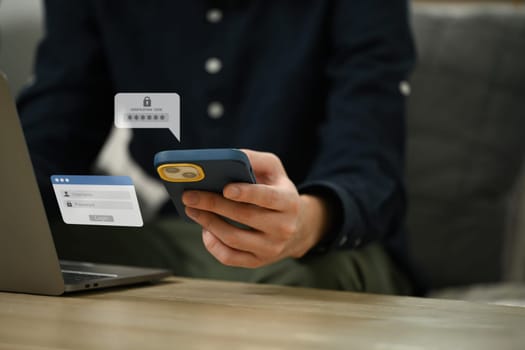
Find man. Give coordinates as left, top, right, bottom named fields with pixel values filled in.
left=18, top=0, right=417, bottom=294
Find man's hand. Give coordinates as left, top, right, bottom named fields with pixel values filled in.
left=182, top=149, right=329, bottom=268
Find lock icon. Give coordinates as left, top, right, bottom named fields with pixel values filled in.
left=143, top=96, right=151, bottom=107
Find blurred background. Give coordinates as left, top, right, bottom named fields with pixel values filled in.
left=1, top=0, right=524, bottom=303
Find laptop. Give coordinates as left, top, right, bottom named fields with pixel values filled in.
left=0, top=72, right=171, bottom=295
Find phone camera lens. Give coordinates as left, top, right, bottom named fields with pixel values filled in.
left=165, top=167, right=180, bottom=174
left=182, top=172, right=197, bottom=179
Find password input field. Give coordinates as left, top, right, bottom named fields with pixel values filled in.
left=63, top=200, right=134, bottom=210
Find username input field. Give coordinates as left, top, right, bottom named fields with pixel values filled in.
left=60, top=190, right=131, bottom=200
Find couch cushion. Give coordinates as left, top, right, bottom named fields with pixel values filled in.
left=406, top=4, right=525, bottom=289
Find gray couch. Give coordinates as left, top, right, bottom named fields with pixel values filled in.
left=407, top=4, right=525, bottom=291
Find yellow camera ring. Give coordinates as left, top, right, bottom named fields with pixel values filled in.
left=157, top=163, right=205, bottom=182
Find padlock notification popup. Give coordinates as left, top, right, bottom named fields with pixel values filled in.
left=114, top=93, right=181, bottom=141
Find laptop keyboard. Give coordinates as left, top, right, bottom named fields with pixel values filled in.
left=62, top=271, right=112, bottom=284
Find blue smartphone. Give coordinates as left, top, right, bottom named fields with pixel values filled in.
left=154, top=148, right=256, bottom=221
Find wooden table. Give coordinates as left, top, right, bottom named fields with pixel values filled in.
left=1, top=277, right=524, bottom=349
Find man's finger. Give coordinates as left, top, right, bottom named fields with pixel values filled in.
left=223, top=183, right=296, bottom=212
left=183, top=190, right=293, bottom=231
left=185, top=207, right=272, bottom=255
left=202, top=230, right=264, bottom=268
left=240, top=149, right=287, bottom=184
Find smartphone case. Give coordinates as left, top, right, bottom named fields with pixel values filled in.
left=154, top=149, right=256, bottom=221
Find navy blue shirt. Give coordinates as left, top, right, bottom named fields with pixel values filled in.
left=18, top=0, right=415, bottom=273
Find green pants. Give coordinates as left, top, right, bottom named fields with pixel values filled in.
left=52, top=218, right=412, bottom=295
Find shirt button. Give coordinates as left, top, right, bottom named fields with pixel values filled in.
left=208, top=102, right=224, bottom=119
left=205, top=57, right=222, bottom=74
left=206, top=9, right=223, bottom=23
left=353, top=238, right=362, bottom=248
left=399, top=81, right=411, bottom=96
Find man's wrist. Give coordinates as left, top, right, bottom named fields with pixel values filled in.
left=294, top=194, right=331, bottom=257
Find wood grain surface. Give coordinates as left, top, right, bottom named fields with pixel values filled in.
left=1, top=277, right=524, bottom=350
